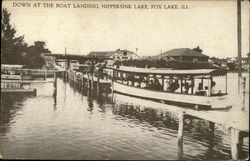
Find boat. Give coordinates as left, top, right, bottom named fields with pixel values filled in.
left=110, top=66, right=231, bottom=110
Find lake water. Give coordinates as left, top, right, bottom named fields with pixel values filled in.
left=0, top=73, right=249, bottom=160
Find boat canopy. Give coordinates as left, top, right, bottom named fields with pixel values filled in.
left=1, top=64, right=24, bottom=69
left=111, top=66, right=227, bottom=77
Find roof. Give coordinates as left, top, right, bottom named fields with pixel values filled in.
left=1, top=64, right=24, bottom=69
left=110, top=66, right=227, bottom=76
left=157, top=48, right=209, bottom=58
left=88, top=51, right=115, bottom=57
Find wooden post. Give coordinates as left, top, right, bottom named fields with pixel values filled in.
left=127, top=73, right=129, bottom=85
left=230, top=128, right=240, bottom=160
left=191, top=77, right=194, bottom=94
left=132, top=74, right=135, bottom=86
left=178, top=111, right=185, bottom=140
left=45, top=70, right=47, bottom=80
left=208, top=121, right=215, bottom=133
left=162, top=75, right=164, bottom=91
left=177, top=111, right=185, bottom=160
left=53, top=72, right=57, bottom=95
left=241, top=77, right=246, bottom=111
left=87, top=73, right=90, bottom=89
left=97, top=74, right=100, bottom=93
left=146, top=75, right=149, bottom=88
left=180, top=77, right=183, bottom=93
left=20, top=72, right=23, bottom=88
left=121, top=72, right=123, bottom=84
left=91, top=75, right=94, bottom=90
left=225, top=74, right=228, bottom=93
left=210, top=76, right=213, bottom=96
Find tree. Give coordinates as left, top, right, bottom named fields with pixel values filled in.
left=227, top=62, right=236, bottom=71
left=23, top=41, right=51, bottom=68
left=1, top=8, right=51, bottom=68
left=1, top=8, right=27, bottom=64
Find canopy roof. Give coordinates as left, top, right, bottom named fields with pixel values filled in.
left=111, top=66, right=227, bottom=76
left=1, top=64, right=23, bottom=69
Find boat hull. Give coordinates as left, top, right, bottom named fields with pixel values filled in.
left=112, top=81, right=232, bottom=110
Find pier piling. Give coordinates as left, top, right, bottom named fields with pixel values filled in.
left=241, top=77, right=246, bottom=111
left=208, top=121, right=215, bottom=133
left=177, top=111, right=185, bottom=159
left=230, top=128, right=240, bottom=160
left=53, top=72, right=57, bottom=95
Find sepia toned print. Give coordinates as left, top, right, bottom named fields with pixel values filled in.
left=1, top=0, right=249, bottom=160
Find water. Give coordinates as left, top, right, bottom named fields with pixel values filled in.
left=0, top=73, right=249, bottom=160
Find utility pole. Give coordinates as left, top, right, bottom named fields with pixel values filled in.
left=237, top=0, right=242, bottom=95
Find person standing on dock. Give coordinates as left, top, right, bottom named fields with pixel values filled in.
left=88, top=61, right=95, bottom=76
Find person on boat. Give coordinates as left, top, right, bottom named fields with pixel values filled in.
left=195, top=82, right=206, bottom=96
left=184, top=82, right=191, bottom=94
left=155, top=79, right=162, bottom=90
left=204, top=86, right=209, bottom=96
left=211, top=81, right=222, bottom=96
left=97, top=61, right=107, bottom=79
left=148, top=80, right=155, bottom=89
left=88, top=62, right=95, bottom=76
left=168, top=79, right=179, bottom=92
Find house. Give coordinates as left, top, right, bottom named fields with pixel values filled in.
left=153, top=47, right=209, bottom=63
left=56, top=59, right=68, bottom=69
left=69, top=60, right=80, bottom=70
left=87, top=49, right=139, bottom=61
left=111, top=49, right=139, bottom=61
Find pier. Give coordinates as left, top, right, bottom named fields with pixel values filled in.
left=1, top=68, right=65, bottom=96
left=65, top=69, right=111, bottom=93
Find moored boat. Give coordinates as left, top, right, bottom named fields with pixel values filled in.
left=111, top=66, right=231, bottom=110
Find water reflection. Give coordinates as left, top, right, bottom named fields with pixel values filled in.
left=0, top=94, right=30, bottom=134
left=111, top=93, right=248, bottom=160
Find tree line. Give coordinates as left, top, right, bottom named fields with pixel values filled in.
left=1, top=8, right=51, bottom=69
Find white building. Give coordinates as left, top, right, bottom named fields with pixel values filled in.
left=88, top=49, right=139, bottom=61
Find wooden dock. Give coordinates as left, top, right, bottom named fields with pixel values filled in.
left=1, top=68, right=64, bottom=96
left=65, top=69, right=111, bottom=93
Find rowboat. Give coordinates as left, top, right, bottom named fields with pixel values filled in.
left=110, top=66, right=232, bottom=110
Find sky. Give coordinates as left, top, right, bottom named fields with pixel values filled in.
left=2, top=0, right=250, bottom=58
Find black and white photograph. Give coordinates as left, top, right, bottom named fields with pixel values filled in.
left=1, top=0, right=249, bottom=160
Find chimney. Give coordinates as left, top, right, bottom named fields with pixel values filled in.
left=193, top=46, right=203, bottom=53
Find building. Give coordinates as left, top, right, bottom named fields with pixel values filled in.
left=88, top=49, right=139, bottom=61
left=153, top=47, right=209, bottom=63
left=56, top=59, right=68, bottom=69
